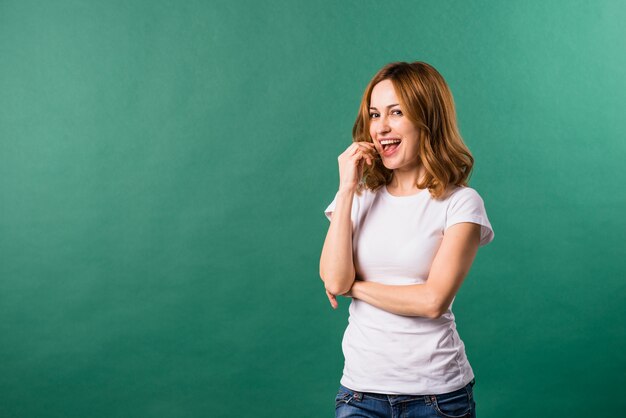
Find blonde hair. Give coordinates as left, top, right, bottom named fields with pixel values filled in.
left=353, top=61, right=474, bottom=199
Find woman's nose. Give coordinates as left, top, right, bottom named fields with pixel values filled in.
left=377, top=115, right=391, bottom=134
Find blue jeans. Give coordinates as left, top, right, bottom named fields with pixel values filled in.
left=335, top=380, right=476, bottom=418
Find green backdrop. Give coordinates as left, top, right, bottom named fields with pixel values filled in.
left=1, top=1, right=625, bottom=417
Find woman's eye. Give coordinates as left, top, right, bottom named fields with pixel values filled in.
left=369, top=113, right=379, bottom=119
left=392, top=109, right=403, bottom=116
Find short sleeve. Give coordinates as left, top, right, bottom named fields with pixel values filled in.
left=445, top=187, right=495, bottom=246
left=323, top=192, right=359, bottom=224
left=324, top=197, right=336, bottom=221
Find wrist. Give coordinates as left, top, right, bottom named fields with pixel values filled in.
left=350, top=280, right=363, bottom=298
left=337, top=186, right=357, bottom=196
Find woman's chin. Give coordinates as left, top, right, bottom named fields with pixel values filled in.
left=381, top=155, right=421, bottom=172
left=381, top=159, right=399, bottom=170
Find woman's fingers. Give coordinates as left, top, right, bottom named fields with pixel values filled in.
left=356, top=142, right=377, bottom=162
left=354, top=148, right=376, bottom=166
left=355, top=142, right=376, bottom=153
left=338, top=141, right=377, bottom=191
left=342, top=142, right=376, bottom=162
left=348, top=141, right=375, bottom=151
left=325, top=289, right=338, bottom=309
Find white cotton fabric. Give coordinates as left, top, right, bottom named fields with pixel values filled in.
left=324, top=185, right=494, bottom=395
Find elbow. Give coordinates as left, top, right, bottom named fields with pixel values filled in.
left=421, top=292, right=450, bottom=319
left=424, top=305, right=447, bottom=319
left=319, top=271, right=353, bottom=296
left=319, top=263, right=355, bottom=296
left=321, top=277, right=352, bottom=296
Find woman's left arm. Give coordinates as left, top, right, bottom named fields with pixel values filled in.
left=346, top=222, right=481, bottom=318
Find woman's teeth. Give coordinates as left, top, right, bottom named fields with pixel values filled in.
left=380, top=139, right=401, bottom=150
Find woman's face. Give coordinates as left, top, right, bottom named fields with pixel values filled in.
left=368, top=79, right=421, bottom=172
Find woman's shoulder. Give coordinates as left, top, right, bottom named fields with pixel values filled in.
left=443, top=184, right=494, bottom=245
left=442, top=185, right=484, bottom=202
left=443, top=185, right=490, bottom=220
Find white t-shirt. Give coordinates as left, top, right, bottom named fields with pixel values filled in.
left=324, top=185, right=494, bottom=395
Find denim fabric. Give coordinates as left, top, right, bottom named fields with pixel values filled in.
left=335, top=380, right=475, bottom=418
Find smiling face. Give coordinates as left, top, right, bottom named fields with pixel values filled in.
left=369, top=79, right=421, bottom=173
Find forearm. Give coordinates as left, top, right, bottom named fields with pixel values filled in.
left=319, top=189, right=356, bottom=295
left=350, top=281, right=445, bottom=319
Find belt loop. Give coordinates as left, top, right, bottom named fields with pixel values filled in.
left=466, top=379, right=475, bottom=400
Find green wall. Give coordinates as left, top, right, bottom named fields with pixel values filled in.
left=1, top=1, right=624, bottom=417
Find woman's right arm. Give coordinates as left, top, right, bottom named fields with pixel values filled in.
left=319, top=142, right=375, bottom=297
left=319, top=188, right=357, bottom=296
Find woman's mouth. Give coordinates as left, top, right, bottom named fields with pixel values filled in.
left=379, top=138, right=401, bottom=156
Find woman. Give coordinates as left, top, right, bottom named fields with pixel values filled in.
left=320, top=61, right=494, bottom=418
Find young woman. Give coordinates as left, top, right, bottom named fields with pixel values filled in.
left=320, top=62, right=495, bottom=418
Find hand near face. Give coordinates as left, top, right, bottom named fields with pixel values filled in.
left=337, top=142, right=377, bottom=193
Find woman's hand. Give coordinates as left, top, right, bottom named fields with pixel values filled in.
left=338, top=142, right=377, bottom=192
left=325, top=289, right=339, bottom=309
left=325, top=285, right=355, bottom=310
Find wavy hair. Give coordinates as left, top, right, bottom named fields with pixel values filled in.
left=353, top=61, right=474, bottom=199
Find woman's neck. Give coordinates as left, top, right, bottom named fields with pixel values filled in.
left=387, top=166, right=426, bottom=195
